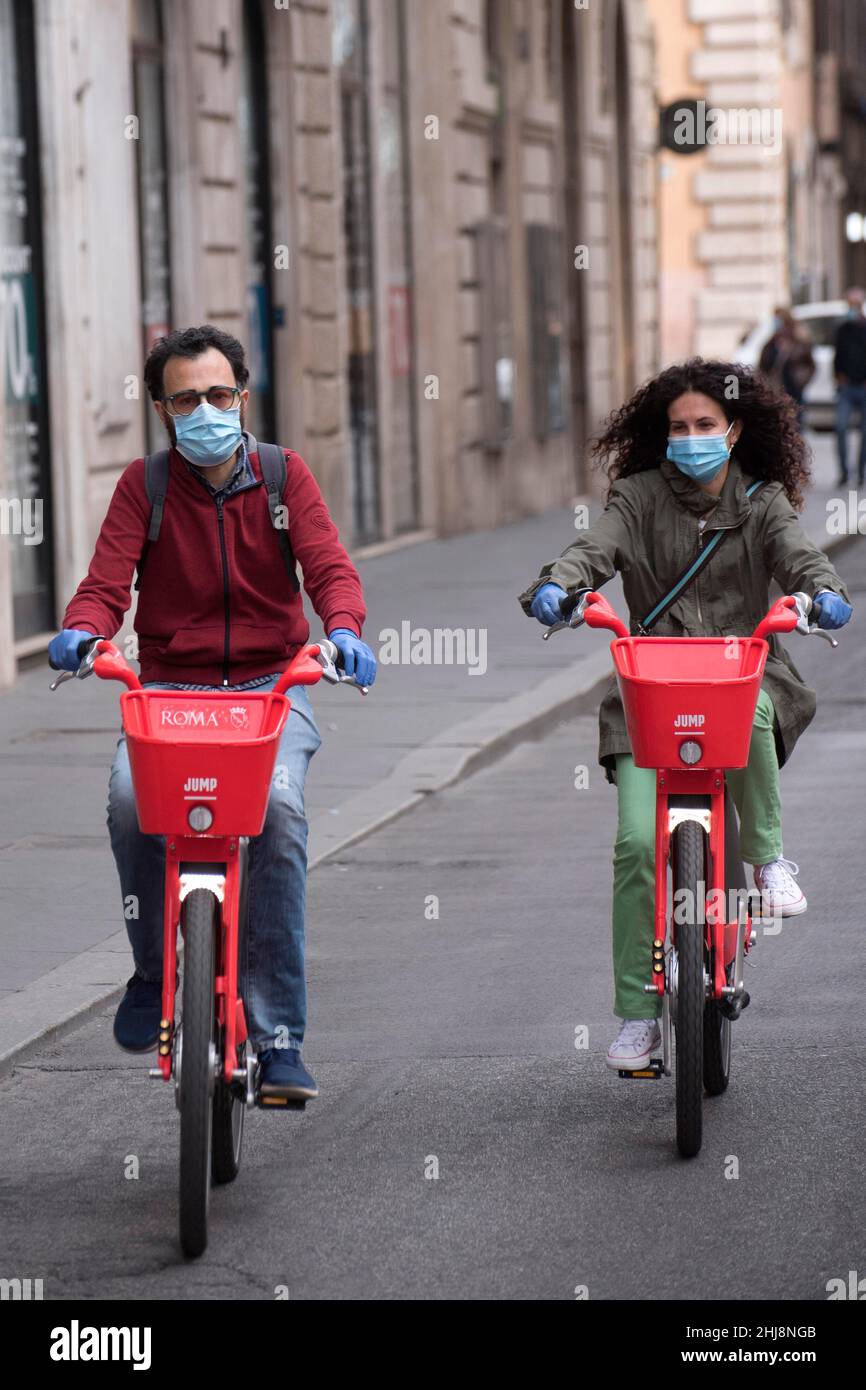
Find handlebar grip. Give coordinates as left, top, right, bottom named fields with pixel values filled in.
left=561, top=592, right=580, bottom=622
left=319, top=638, right=345, bottom=670
left=561, top=588, right=593, bottom=623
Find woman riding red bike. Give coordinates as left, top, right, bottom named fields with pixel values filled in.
left=520, top=359, right=853, bottom=1075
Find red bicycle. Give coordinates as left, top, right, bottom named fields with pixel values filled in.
left=549, top=589, right=836, bottom=1157
left=51, top=638, right=364, bottom=1255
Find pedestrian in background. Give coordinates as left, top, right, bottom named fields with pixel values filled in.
left=833, top=287, right=866, bottom=486
left=758, top=307, right=815, bottom=429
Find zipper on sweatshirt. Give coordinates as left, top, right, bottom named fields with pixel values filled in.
left=215, top=497, right=231, bottom=686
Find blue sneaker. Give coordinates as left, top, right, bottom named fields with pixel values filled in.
left=258, top=1048, right=319, bottom=1100
left=113, top=973, right=163, bottom=1052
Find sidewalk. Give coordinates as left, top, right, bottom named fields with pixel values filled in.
left=0, top=430, right=853, bottom=1068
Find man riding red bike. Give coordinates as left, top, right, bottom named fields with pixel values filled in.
left=48, top=325, right=377, bottom=1104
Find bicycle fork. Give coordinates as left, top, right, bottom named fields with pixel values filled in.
left=148, top=835, right=250, bottom=1092
left=624, top=772, right=753, bottom=1081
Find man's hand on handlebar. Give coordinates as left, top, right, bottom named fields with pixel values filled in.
left=47, top=628, right=101, bottom=673
left=327, top=629, right=377, bottom=688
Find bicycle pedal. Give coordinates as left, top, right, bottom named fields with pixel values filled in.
left=618, top=1058, right=663, bottom=1080
left=255, top=1092, right=307, bottom=1111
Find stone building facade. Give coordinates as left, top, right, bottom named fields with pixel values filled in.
left=0, top=0, right=660, bottom=682
left=648, top=0, right=838, bottom=363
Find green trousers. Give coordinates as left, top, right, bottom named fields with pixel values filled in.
left=612, top=688, right=782, bottom=1020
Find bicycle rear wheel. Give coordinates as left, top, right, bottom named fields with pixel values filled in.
left=673, top=820, right=706, bottom=1158
left=703, top=995, right=732, bottom=1096
left=212, top=1047, right=245, bottom=1185
left=179, top=888, right=217, bottom=1257
left=213, top=844, right=249, bottom=1185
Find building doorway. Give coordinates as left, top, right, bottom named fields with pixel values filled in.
left=335, top=0, right=381, bottom=544
left=132, top=0, right=173, bottom=454
left=241, top=0, right=277, bottom=443
left=0, top=0, right=54, bottom=639
left=561, top=0, right=588, bottom=487
left=613, top=0, right=636, bottom=398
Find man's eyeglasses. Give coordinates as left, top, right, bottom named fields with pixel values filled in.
left=162, top=386, right=242, bottom=417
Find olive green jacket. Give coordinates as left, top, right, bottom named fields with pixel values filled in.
left=518, top=458, right=851, bottom=780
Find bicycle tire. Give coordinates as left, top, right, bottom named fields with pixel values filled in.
left=213, top=843, right=249, bottom=1184
left=212, top=1048, right=244, bottom=1185
left=673, top=820, right=705, bottom=1158
left=179, top=888, right=216, bottom=1257
left=703, top=994, right=732, bottom=1096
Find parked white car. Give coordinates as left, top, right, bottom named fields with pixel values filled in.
left=736, top=300, right=846, bottom=430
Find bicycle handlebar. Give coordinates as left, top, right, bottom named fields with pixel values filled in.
left=542, top=589, right=839, bottom=648
left=50, top=638, right=371, bottom=694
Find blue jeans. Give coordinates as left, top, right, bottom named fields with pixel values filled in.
left=107, top=678, right=321, bottom=1053
left=836, top=383, right=866, bottom=480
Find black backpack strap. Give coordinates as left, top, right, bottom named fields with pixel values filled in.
left=637, top=480, right=765, bottom=634
left=258, top=442, right=300, bottom=593
left=134, top=450, right=170, bottom=592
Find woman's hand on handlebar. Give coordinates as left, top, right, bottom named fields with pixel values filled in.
left=812, top=590, right=853, bottom=630
left=529, top=583, right=567, bottom=626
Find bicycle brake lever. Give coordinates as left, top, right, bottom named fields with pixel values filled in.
left=49, top=669, right=76, bottom=690
left=542, top=616, right=585, bottom=640
left=791, top=593, right=839, bottom=647
left=315, top=640, right=369, bottom=695
left=542, top=594, right=590, bottom=640
left=48, top=637, right=106, bottom=690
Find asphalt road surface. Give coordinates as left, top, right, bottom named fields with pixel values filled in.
left=1, top=537, right=864, bottom=1301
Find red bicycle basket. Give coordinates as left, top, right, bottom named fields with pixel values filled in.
left=611, top=636, right=768, bottom=770
left=120, top=689, right=290, bottom=836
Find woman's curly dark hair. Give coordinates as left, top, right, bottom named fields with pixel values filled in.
left=590, top=358, right=811, bottom=510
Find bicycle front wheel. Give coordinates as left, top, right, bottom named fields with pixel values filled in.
left=673, top=820, right=706, bottom=1158
left=178, top=888, right=217, bottom=1257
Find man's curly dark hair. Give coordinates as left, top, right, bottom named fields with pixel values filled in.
left=589, top=358, right=811, bottom=511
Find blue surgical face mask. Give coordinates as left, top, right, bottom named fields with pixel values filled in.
left=666, top=422, right=734, bottom=483
left=173, top=402, right=242, bottom=467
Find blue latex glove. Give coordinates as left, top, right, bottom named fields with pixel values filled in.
left=529, top=582, right=567, bottom=626
left=812, top=590, right=852, bottom=630
left=48, top=628, right=97, bottom=672
left=328, top=629, right=377, bottom=687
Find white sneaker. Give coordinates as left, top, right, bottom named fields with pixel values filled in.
left=753, top=857, right=807, bottom=918
left=606, top=1018, right=661, bottom=1071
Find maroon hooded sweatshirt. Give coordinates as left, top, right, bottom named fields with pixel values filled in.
left=63, top=438, right=366, bottom=686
